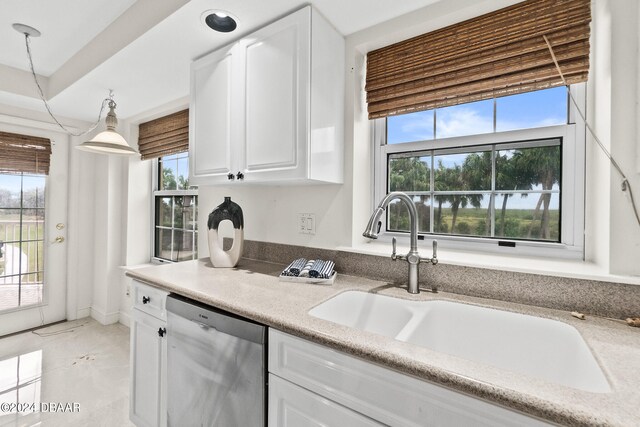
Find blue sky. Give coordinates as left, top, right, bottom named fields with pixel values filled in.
left=387, top=86, right=567, bottom=143
left=0, top=175, right=46, bottom=195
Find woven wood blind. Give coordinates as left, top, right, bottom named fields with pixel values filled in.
left=138, top=109, right=189, bottom=160
left=366, top=0, right=591, bottom=119
left=0, top=131, right=52, bottom=175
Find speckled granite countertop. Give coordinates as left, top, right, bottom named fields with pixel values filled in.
left=126, top=258, right=640, bottom=427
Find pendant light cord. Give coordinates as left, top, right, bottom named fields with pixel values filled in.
left=543, top=35, right=640, bottom=229
left=24, top=33, right=111, bottom=137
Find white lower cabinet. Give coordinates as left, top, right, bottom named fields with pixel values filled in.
left=130, top=282, right=168, bottom=427
left=268, top=330, right=552, bottom=427
left=268, top=374, right=383, bottom=427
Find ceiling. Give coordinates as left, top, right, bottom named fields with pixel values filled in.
left=0, top=0, right=441, bottom=123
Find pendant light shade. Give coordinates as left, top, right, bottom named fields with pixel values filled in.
left=77, top=100, right=137, bottom=155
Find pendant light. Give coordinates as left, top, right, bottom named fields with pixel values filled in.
left=12, top=23, right=137, bottom=156
left=77, top=98, right=136, bottom=155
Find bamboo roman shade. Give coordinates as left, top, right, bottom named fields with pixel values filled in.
left=366, top=0, right=591, bottom=119
left=138, top=109, right=189, bottom=160
left=0, top=131, right=52, bottom=175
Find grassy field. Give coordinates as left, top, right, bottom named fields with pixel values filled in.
left=389, top=206, right=560, bottom=241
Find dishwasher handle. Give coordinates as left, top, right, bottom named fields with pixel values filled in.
left=166, top=294, right=265, bottom=344
left=193, top=320, right=217, bottom=331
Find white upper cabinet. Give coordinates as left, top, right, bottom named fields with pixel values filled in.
left=189, top=6, right=344, bottom=185
left=190, top=44, right=236, bottom=182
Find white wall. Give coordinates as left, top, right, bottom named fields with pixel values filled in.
left=606, top=0, right=640, bottom=275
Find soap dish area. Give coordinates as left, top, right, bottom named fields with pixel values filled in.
left=279, top=272, right=337, bottom=285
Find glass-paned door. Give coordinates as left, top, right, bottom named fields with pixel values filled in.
left=0, top=173, right=46, bottom=312
left=0, top=127, right=67, bottom=337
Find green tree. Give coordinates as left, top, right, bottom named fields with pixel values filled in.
left=461, top=152, right=492, bottom=235
left=514, top=147, right=560, bottom=239
left=388, top=157, right=430, bottom=231
left=162, top=167, right=177, bottom=190
left=435, top=160, right=484, bottom=234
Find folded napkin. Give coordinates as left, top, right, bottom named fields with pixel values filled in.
left=299, top=260, right=315, bottom=277
left=309, top=260, right=335, bottom=279
left=282, top=258, right=306, bottom=276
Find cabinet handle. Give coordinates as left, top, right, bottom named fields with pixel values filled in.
left=227, top=173, right=235, bottom=181
left=158, top=327, right=166, bottom=337
left=142, top=296, right=150, bottom=304
left=236, top=171, right=244, bottom=180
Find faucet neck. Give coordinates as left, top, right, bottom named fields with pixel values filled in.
left=377, top=192, right=418, bottom=252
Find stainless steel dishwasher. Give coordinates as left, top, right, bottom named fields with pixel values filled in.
left=166, top=294, right=267, bottom=426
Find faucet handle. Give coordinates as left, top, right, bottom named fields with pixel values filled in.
left=391, top=237, right=397, bottom=261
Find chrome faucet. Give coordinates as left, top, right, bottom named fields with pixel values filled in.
left=363, top=192, right=438, bottom=294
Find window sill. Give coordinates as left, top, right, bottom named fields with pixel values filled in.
left=339, top=241, right=640, bottom=286
left=118, top=263, right=157, bottom=271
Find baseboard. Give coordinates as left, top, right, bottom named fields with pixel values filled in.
left=119, top=311, right=131, bottom=328
left=76, top=307, right=91, bottom=319
left=90, top=307, right=121, bottom=325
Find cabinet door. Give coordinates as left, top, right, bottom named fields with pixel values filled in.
left=269, top=374, right=383, bottom=427
left=189, top=45, right=236, bottom=184
left=130, top=308, right=167, bottom=427
left=241, top=7, right=310, bottom=180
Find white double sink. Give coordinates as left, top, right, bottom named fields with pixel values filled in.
left=309, top=291, right=610, bottom=393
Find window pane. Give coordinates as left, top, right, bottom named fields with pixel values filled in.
left=496, top=87, right=567, bottom=132
left=0, top=209, right=21, bottom=242
left=156, top=197, right=173, bottom=227
left=182, top=197, right=197, bottom=231
left=496, top=145, right=561, bottom=191
left=175, top=231, right=197, bottom=262
left=155, top=228, right=173, bottom=261
left=387, top=110, right=434, bottom=144
left=389, top=156, right=430, bottom=192
left=387, top=196, right=431, bottom=233
left=435, top=99, right=493, bottom=139
left=173, top=197, right=184, bottom=229
left=160, top=158, right=178, bottom=190
left=0, top=175, right=22, bottom=208
left=22, top=176, right=45, bottom=208
left=434, top=194, right=491, bottom=236
left=434, top=151, right=491, bottom=191
left=177, top=156, right=189, bottom=190
left=495, top=193, right=560, bottom=241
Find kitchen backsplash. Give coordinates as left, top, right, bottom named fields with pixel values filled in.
left=226, top=239, right=640, bottom=320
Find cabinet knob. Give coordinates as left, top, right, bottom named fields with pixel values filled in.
left=236, top=171, right=244, bottom=180
left=142, top=296, right=150, bottom=304
left=227, top=173, right=235, bottom=181
left=158, top=327, right=166, bottom=337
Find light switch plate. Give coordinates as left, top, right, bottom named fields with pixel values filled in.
left=297, top=213, right=316, bottom=235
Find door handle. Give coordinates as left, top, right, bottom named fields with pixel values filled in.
left=158, top=327, right=166, bottom=337
left=53, top=236, right=65, bottom=243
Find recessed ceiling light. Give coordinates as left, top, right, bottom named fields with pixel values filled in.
left=201, top=10, right=238, bottom=33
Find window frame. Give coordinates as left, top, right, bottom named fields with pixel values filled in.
left=151, top=154, right=198, bottom=264
left=373, top=84, right=586, bottom=259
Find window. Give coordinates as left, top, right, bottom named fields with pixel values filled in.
left=153, top=152, right=198, bottom=262
left=375, top=86, right=585, bottom=256
left=0, top=173, right=45, bottom=311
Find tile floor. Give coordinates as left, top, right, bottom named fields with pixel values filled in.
left=0, top=319, right=133, bottom=427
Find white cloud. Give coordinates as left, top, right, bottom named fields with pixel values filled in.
left=436, top=107, right=493, bottom=139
